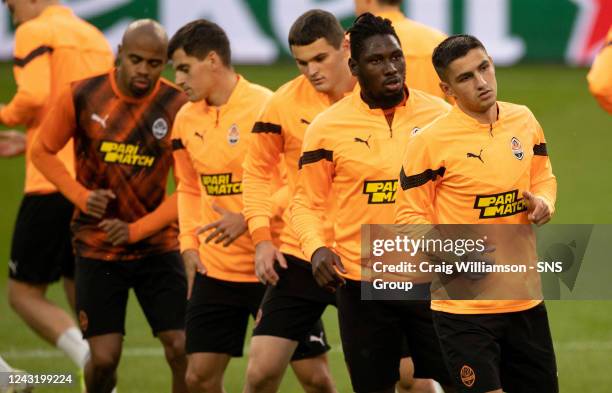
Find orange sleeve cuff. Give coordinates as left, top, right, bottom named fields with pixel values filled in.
left=179, top=234, right=200, bottom=253
left=251, top=227, right=272, bottom=246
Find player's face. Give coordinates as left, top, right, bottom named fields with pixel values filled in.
left=291, top=37, right=349, bottom=95
left=350, top=34, right=405, bottom=108
left=117, top=39, right=166, bottom=98
left=441, top=48, right=497, bottom=113
left=171, top=48, right=214, bottom=102
left=5, top=0, right=40, bottom=25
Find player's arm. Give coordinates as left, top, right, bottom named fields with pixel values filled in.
left=98, top=193, right=179, bottom=246
left=172, top=126, right=205, bottom=298
left=31, top=87, right=115, bottom=217
left=242, top=99, right=288, bottom=284
left=291, top=124, right=346, bottom=291
left=0, top=23, right=51, bottom=127
left=587, top=28, right=612, bottom=114
left=395, top=132, right=440, bottom=225
left=524, top=114, right=557, bottom=226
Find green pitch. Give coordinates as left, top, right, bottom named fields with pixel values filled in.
left=0, top=62, right=610, bottom=392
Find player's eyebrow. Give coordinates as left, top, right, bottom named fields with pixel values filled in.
left=294, top=52, right=328, bottom=64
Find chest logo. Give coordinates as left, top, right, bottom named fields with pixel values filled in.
left=354, top=135, right=371, bottom=149
left=152, top=118, right=168, bottom=140
left=194, top=131, right=204, bottom=142
left=201, top=173, right=242, bottom=196
left=99, top=141, right=155, bottom=167
left=466, top=148, right=485, bottom=164
left=91, top=113, right=109, bottom=129
left=227, top=124, right=240, bottom=145
left=363, top=180, right=397, bottom=204
left=474, top=189, right=527, bottom=219
left=511, top=137, right=523, bottom=160
left=410, top=127, right=421, bottom=136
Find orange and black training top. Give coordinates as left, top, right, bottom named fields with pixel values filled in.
left=395, top=102, right=557, bottom=314
left=0, top=5, right=113, bottom=194
left=172, top=76, right=282, bottom=282
left=242, top=75, right=337, bottom=261
left=292, top=87, right=450, bottom=281
left=32, top=71, right=188, bottom=261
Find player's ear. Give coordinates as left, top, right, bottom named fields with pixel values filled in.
left=348, top=57, right=359, bottom=77
left=439, top=81, right=454, bottom=99
left=341, top=36, right=350, bottom=56
left=207, top=50, right=219, bottom=69
left=115, top=45, right=123, bottom=66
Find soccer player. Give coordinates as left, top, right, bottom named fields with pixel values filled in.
left=587, top=26, right=612, bottom=114
left=31, top=20, right=188, bottom=393
left=291, top=13, right=453, bottom=393
left=354, top=0, right=447, bottom=99
left=0, top=0, right=112, bottom=375
left=395, top=35, right=558, bottom=393
left=241, top=10, right=356, bottom=393
left=168, top=19, right=329, bottom=393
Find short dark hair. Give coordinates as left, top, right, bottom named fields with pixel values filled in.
left=432, top=34, right=487, bottom=80
left=168, top=19, right=231, bottom=65
left=288, top=9, right=344, bottom=49
left=347, top=13, right=401, bottom=60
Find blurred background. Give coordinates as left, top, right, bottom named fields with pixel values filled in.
left=1, top=1, right=611, bottom=392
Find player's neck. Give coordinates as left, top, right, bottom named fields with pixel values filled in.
left=206, top=69, right=238, bottom=107
left=459, top=101, right=498, bottom=125
left=325, top=74, right=356, bottom=104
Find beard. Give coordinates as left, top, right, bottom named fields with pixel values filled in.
left=374, top=89, right=405, bottom=109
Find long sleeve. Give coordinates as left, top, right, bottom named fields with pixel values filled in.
left=395, top=133, right=440, bottom=225
left=587, top=28, right=612, bottom=114
left=172, top=132, right=202, bottom=252
left=291, top=125, right=334, bottom=261
left=0, top=23, right=51, bottom=127
left=128, top=192, right=178, bottom=243
left=529, top=114, right=557, bottom=214
left=242, top=99, right=285, bottom=245
left=30, top=87, right=89, bottom=210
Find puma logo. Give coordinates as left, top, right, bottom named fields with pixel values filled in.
left=194, top=131, right=204, bottom=141
left=8, top=259, right=17, bottom=275
left=300, top=118, right=311, bottom=125
left=91, top=113, right=109, bottom=128
left=467, top=149, right=484, bottom=163
left=354, top=135, right=371, bottom=149
left=309, top=332, right=325, bottom=346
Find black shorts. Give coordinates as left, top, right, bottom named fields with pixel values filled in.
left=9, top=193, right=75, bottom=284
left=433, top=302, right=558, bottom=393
left=252, top=254, right=334, bottom=356
left=337, top=280, right=450, bottom=393
left=75, top=251, right=186, bottom=339
left=186, top=273, right=328, bottom=360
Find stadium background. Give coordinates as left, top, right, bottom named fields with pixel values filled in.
left=0, top=0, right=611, bottom=392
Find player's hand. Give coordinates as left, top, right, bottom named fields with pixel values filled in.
left=311, top=247, right=346, bottom=292
left=98, top=219, right=130, bottom=246
left=182, top=249, right=206, bottom=299
left=254, top=240, right=287, bottom=286
left=197, top=204, right=247, bottom=246
left=86, top=189, right=116, bottom=218
left=523, top=191, right=552, bottom=226
left=0, top=130, right=26, bottom=157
